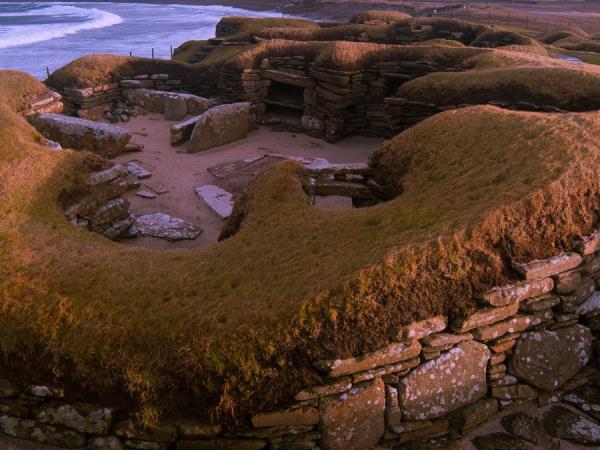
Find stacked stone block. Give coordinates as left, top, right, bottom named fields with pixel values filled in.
left=21, top=90, right=64, bottom=117
left=60, top=73, right=193, bottom=118
left=64, top=164, right=140, bottom=240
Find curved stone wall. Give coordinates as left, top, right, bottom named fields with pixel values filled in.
left=2, top=236, right=600, bottom=449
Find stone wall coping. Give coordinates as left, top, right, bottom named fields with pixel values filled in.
left=512, top=252, right=583, bottom=281
left=313, top=340, right=421, bottom=378
left=474, top=277, right=554, bottom=307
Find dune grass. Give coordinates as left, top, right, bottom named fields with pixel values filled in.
left=3, top=68, right=600, bottom=423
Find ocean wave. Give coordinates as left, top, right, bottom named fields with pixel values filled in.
left=0, top=3, right=123, bottom=49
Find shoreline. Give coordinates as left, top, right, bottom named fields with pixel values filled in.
left=31, top=0, right=399, bottom=21
left=35, top=0, right=600, bottom=26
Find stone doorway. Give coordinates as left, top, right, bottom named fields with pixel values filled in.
left=265, top=80, right=304, bottom=127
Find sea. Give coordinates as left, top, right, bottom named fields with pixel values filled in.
left=0, top=2, right=278, bottom=78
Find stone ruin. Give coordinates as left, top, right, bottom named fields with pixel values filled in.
left=9, top=16, right=600, bottom=450
left=11, top=82, right=600, bottom=447
left=27, top=70, right=391, bottom=244
left=2, top=246, right=600, bottom=449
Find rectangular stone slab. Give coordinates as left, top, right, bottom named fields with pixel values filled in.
left=452, top=303, right=520, bottom=333
left=475, top=278, right=554, bottom=307
left=399, top=341, right=490, bottom=421
left=195, top=185, right=234, bottom=220
left=251, top=406, right=319, bottom=428
left=319, top=378, right=385, bottom=450
left=262, top=70, right=315, bottom=88
left=313, top=340, right=421, bottom=378
left=394, top=315, right=448, bottom=340
left=30, top=113, right=131, bottom=158
left=512, top=253, right=582, bottom=280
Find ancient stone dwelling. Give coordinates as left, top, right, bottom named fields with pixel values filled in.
left=4, top=13, right=600, bottom=450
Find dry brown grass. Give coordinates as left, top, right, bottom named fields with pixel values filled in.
left=48, top=15, right=547, bottom=89
left=254, top=23, right=393, bottom=43
left=350, top=10, right=412, bottom=24
left=538, top=27, right=600, bottom=55
left=471, top=29, right=547, bottom=55
left=3, top=69, right=600, bottom=423
left=47, top=52, right=231, bottom=90
left=415, top=38, right=465, bottom=47
left=231, top=39, right=490, bottom=71
left=538, top=26, right=589, bottom=45
left=171, top=39, right=208, bottom=63
left=46, top=54, right=201, bottom=89
left=215, top=16, right=319, bottom=42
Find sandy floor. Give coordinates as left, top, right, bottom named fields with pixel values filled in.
left=113, top=112, right=381, bottom=250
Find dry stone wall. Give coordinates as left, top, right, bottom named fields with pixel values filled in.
left=21, top=90, right=64, bottom=117
left=59, top=73, right=196, bottom=118
left=51, top=60, right=574, bottom=144
left=3, top=232, right=600, bottom=449
left=213, top=55, right=578, bottom=142
left=233, top=56, right=457, bottom=141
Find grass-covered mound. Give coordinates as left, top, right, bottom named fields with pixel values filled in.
left=47, top=14, right=546, bottom=86
left=538, top=26, right=600, bottom=55
left=254, top=23, right=394, bottom=43
left=350, top=10, right=412, bottom=24
left=232, top=39, right=492, bottom=71
left=3, top=69, right=600, bottom=424
left=471, top=29, right=548, bottom=55
left=215, top=16, right=320, bottom=42
left=47, top=41, right=495, bottom=90
left=169, top=15, right=541, bottom=66
left=251, top=16, right=537, bottom=51
left=395, top=65, right=600, bottom=110
left=538, top=26, right=590, bottom=45
left=46, top=54, right=202, bottom=90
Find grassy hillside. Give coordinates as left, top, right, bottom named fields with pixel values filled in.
left=3, top=68, right=600, bottom=425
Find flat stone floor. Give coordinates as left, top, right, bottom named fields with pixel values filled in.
left=113, top=112, right=382, bottom=250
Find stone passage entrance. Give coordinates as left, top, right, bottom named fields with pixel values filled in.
left=265, top=80, right=304, bottom=126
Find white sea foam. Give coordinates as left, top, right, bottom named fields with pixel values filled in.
left=0, top=4, right=123, bottom=49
